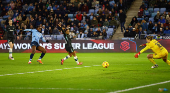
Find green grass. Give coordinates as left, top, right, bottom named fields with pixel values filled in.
left=0, top=53, right=170, bottom=93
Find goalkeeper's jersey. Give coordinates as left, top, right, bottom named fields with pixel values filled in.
left=62, top=30, right=72, bottom=46
left=140, top=39, right=167, bottom=54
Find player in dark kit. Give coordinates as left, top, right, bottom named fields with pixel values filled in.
left=58, top=24, right=83, bottom=65
left=6, top=20, right=16, bottom=60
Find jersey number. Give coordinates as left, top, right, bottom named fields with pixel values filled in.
left=155, top=42, right=163, bottom=50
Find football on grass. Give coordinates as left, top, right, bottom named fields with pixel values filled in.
left=102, top=61, right=109, bottom=68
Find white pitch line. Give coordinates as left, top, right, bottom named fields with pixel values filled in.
left=45, top=70, right=53, bottom=71
left=63, top=68, right=72, bottom=69
left=16, top=73, right=24, bottom=74
left=84, top=66, right=91, bottom=67
left=108, top=80, right=170, bottom=93
left=36, top=71, right=44, bottom=72
left=26, top=72, right=34, bottom=73
left=5, top=74, right=14, bottom=75
left=54, top=69, right=62, bottom=70
left=73, top=67, right=82, bottom=68
left=0, top=75, right=4, bottom=76
left=93, top=65, right=101, bottom=66
left=0, top=87, right=109, bottom=91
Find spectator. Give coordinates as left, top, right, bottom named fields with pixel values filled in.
left=159, top=28, right=164, bottom=35
left=5, top=4, right=11, bottom=11
left=109, top=17, right=117, bottom=28
left=10, top=1, right=15, bottom=10
left=7, top=9, right=14, bottom=18
left=107, top=12, right=113, bottom=21
left=91, top=17, right=98, bottom=27
left=47, top=3, right=52, bottom=11
left=143, top=7, right=150, bottom=18
left=101, top=12, right=106, bottom=21
left=152, top=23, right=158, bottom=34
left=86, top=0, right=92, bottom=9
left=53, top=27, right=60, bottom=35
left=23, top=4, right=28, bottom=12
left=164, top=26, right=170, bottom=34
left=76, top=12, right=83, bottom=21
left=148, top=21, right=154, bottom=33
left=98, top=18, right=103, bottom=27
left=77, top=30, right=85, bottom=38
left=166, top=15, right=170, bottom=23
left=81, top=3, right=89, bottom=13
left=13, top=10, right=19, bottom=18
left=73, top=17, right=79, bottom=26
left=98, top=33, right=103, bottom=39
left=92, top=0, right=99, bottom=9
left=124, top=29, right=130, bottom=37
left=158, top=16, right=166, bottom=24
left=130, top=17, right=138, bottom=27
left=24, top=17, right=30, bottom=26
left=130, top=28, right=136, bottom=37
left=97, top=8, right=103, bottom=16
left=70, top=4, right=76, bottom=14
left=114, top=4, right=119, bottom=13
left=138, top=27, right=144, bottom=39
left=164, top=20, right=169, bottom=28
left=141, top=20, right=148, bottom=31
left=92, top=31, right=98, bottom=38
left=16, top=14, right=22, bottom=23
left=69, top=30, right=76, bottom=39
left=161, top=12, right=167, bottom=19
left=119, top=9, right=127, bottom=32
left=102, top=29, right=107, bottom=39
left=27, top=3, right=34, bottom=13
left=104, top=8, right=109, bottom=17
left=53, top=5, right=58, bottom=11
left=96, top=27, right=101, bottom=35
left=103, top=18, right=109, bottom=27
left=87, top=28, right=93, bottom=37
left=74, top=0, right=79, bottom=7
left=154, top=11, right=160, bottom=22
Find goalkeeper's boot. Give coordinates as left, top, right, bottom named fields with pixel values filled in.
left=151, top=64, right=158, bottom=68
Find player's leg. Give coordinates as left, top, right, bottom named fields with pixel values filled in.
left=36, top=46, right=46, bottom=64
left=61, top=52, right=72, bottom=65
left=162, top=53, right=170, bottom=65
left=72, top=51, right=83, bottom=65
left=28, top=46, right=36, bottom=64
left=147, top=54, right=158, bottom=68
left=8, top=39, right=14, bottom=60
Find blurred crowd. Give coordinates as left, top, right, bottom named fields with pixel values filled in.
left=124, top=0, right=170, bottom=39
left=0, top=0, right=134, bottom=40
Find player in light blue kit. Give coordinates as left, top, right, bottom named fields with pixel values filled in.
left=24, top=26, right=49, bottom=64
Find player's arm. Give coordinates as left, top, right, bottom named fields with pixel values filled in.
left=58, top=24, right=66, bottom=35
left=23, top=29, right=32, bottom=31
left=134, top=46, right=150, bottom=58
left=139, top=43, right=147, bottom=47
left=41, top=34, right=49, bottom=43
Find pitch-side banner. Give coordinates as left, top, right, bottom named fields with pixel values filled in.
left=0, top=40, right=170, bottom=53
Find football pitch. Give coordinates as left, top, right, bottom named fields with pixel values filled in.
left=0, top=53, right=170, bottom=93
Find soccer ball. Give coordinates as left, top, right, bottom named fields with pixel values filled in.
left=102, top=61, right=109, bottom=68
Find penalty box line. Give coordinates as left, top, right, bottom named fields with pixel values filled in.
left=108, top=80, right=170, bottom=93
left=0, top=65, right=101, bottom=77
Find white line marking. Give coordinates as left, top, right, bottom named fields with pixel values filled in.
left=0, top=87, right=109, bottom=91
left=16, top=73, right=24, bottom=74
left=63, top=68, right=72, bottom=69
left=84, top=66, right=91, bottom=67
left=45, top=70, right=53, bottom=71
left=108, top=80, right=170, bottom=93
left=93, top=65, right=101, bottom=66
left=26, top=72, right=34, bottom=73
left=36, top=71, right=44, bottom=72
left=54, top=69, right=62, bottom=70
left=0, top=75, right=4, bottom=76
left=5, top=74, right=13, bottom=75
left=73, top=67, right=82, bottom=68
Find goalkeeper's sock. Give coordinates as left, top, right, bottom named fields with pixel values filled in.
left=166, top=60, right=170, bottom=65
left=64, top=55, right=70, bottom=60
left=74, top=56, right=79, bottom=64
left=149, top=58, right=156, bottom=65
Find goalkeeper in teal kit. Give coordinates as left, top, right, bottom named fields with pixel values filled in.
left=24, top=26, right=49, bottom=64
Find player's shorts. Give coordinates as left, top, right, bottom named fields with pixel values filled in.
left=31, top=41, right=39, bottom=47
left=7, top=37, right=14, bottom=43
left=153, top=49, right=168, bottom=59
left=65, top=45, right=74, bottom=53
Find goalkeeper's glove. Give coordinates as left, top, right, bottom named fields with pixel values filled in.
left=134, top=52, right=140, bottom=58
left=46, top=40, right=49, bottom=43
left=139, top=44, right=146, bottom=47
